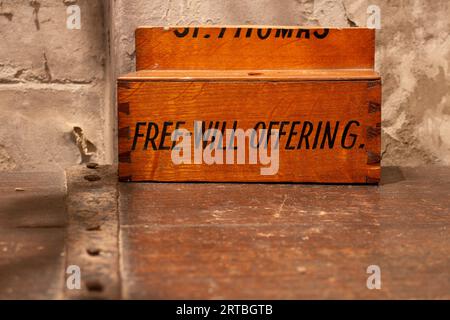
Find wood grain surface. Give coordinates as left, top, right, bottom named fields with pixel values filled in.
left=135, top=27, right=375, bottom=70
left=118, top=166, right=450, bottom=299
left=1, top=166, right=449, bottom=299
left=120, top=69, right=380, bottom=81
left=64, top=166, right=121, bottom=299
left=0, top=172, right=66, bottom=300
left=118, top=76, right=381, bottom=183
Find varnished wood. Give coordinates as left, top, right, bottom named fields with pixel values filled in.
left=120, top=69, right=380, bottom=82
left=1, top=166, right=449, bottom=299
left=135, top=27, right=375, bottom=70
left=0, top=172, right=66, bottom=299
left=118, top=78, right=381, bottom=183
left=64, top=166, right=121, bottom=299
left=120, top=26, right=381, bottom=183
left=118, top=166, right=450, bottom=299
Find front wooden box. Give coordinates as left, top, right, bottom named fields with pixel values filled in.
left=118, top=74, right=381, bottom=183
left=118, top=27, right=381, bottom=183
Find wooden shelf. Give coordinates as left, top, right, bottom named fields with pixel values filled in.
left=2, top=166, right=449, bottom=299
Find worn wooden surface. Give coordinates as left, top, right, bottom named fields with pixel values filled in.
left=120, top=69, right=380, bottom=82
left=64, top=166, right=121, bottom=299
left=135, top=27, right=375, bottom=70
left=0, top=172, right=66, bottom=299
left=119, top=166, right=449, bottom=299
left=118, top=78, right=381, bottom=183
left=1, top=166, right=449, bottom=299
left=121, top=26, right=380, bottom=183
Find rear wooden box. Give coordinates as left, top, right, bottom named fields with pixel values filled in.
left=118, top=27, right=381, bottom=183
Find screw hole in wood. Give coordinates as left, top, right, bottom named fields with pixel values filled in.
left=248, top=72, right=263, bottom=76
left=86, top=225, right=101, bottom=232
left=86, top=248, right=101, bottom=256
left=86, top=163, right=99, bottom=169
left=86, top=280, right=104, bottom=293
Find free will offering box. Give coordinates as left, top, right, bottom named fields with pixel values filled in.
left=118, top=26, right=381, bottom=183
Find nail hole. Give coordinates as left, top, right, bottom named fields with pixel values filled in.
left=86, top=163, right=99, bottom=169
left=248, top=72, right=263, bottom=76
left=86, top=280, right=104, bottom=292
left=86, top=225, right=101, bottom=232
left=84, top=174, right=101, bottom=182
left=87, top=248, right=101, bottom=256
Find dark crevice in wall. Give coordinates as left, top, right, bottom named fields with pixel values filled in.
left=29, top=0, right=41, bottom=30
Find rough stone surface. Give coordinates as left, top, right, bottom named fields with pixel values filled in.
left=377, top=1, right=450, bottom=166
left=0, top=0, right=105, bottom=84
left=111, top=0, right=450, bottom=167
left=0, top=84, right=104, bottom=171
left=0, top=0, right=107, bottom=171
left=0, top=0, right=449, bottom=171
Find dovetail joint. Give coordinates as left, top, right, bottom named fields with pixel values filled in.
left=118, top=126, right=130, bottom=139
left=118, top=102, right=130, bottom=115
left=368, top=80, right=380, bottom=88
left=367, top=125, right=382, bottom=139
left=368, top=101, right=381, bottom=113
left=119, top=151, right=132, bottom=163
left=367, top=151, right=381, bottom=165
left=118, top=81, right=130, bottom=89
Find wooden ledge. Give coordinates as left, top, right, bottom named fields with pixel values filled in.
left=118, top=69, right=380, bottom=82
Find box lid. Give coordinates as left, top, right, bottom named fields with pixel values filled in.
left=118, top=69, right=380, bottom=82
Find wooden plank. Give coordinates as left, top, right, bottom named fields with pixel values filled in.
left=119, top=69, right=380, bottom=81
left=118, top=79, right=381, bottom=183
left=64, top=165, right=121, bottom=299
left=136, top=27, right=375, bottom=70
left=0, top=172, right=66, bottom=300
left=118, top=166, right=450, bottom=299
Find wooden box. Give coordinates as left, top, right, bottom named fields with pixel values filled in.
left=118, top=27, right=381, bottom=183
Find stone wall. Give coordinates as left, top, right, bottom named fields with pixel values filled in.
left=1, top=0, right=449, bottom=171
left=0, top=0, right=109, bottom=171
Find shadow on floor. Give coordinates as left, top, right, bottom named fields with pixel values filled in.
left=381, top=166, right=405, bottom=185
